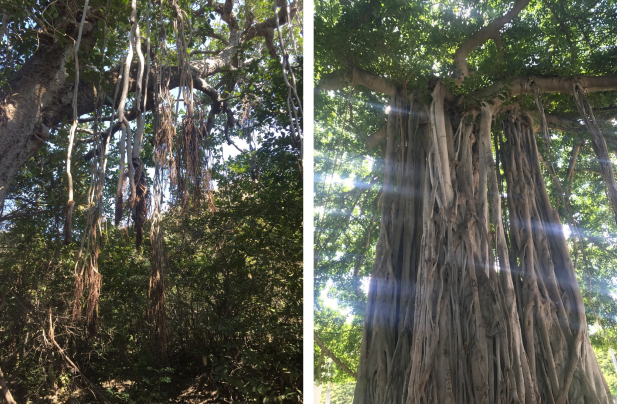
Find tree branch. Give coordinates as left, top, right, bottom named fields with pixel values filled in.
left=314, top=331, right=358, bottom=379
left=459, top=74, right=617, bottom=112
left=81, top=67, right=230, bottom=162
left=241, top=0, right=298, bottom=43
left=366, top=123, right=387, bottom=150
left=190, top=49, right=221, bottom=57
left=452, top=0, right=531, bottom=83
left=316, top=68, right=396, bottom=96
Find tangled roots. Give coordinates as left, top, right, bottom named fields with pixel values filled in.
left=71, top=266, right=84, bottom=321
left=85, top=266, right=102, bottom=336
left=149, top=253, right=167, bottom=363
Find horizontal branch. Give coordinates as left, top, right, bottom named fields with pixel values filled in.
left=464, top=74, right=617, bottom=106
left=316, top=68, right=396, bottom=96
left=47, top=5, right=300, bottom=133
left=0, top=209, right=52, bottom=223
left=189, top=49, right=221, bottom=57
left=77, top=65, right=230, bottom=162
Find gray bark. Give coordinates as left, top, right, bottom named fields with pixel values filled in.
left=0, top=40, right=80, bottom=213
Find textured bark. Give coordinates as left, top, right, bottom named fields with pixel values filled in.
left=0, top=37, right=85, bottom=212
left=353, top=89, right=611, bottom=404
left=354, top=94, right=427, bottom=404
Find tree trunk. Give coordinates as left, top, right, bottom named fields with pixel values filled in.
left=353, top=89, right=611, bottom=404
left=0, top=18, right=100, bottom=212
left=0, top=41, right=73, bottom=212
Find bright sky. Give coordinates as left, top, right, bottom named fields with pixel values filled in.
left=320, top=277, right=370, bottom=323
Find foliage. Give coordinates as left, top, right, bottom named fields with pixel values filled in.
left=319, top=382, right=355, bottom=404
left=592, top=346, right=617, bottom=396
left=0, top=133, right=301, bottom=403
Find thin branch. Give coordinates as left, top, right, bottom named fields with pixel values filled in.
left=8, top=289, right=111, bottom=403
left=0, top=210, right=52, bottom=223
left=241, top=0, right=299, bottom=43
left=190, top=49, right=221, bottom=56
left=314, top=331, right=358, bottom=379
left=78, top=115, right=115, bottom=123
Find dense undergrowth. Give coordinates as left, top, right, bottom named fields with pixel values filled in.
left=0, top=136, right=302, bottom=403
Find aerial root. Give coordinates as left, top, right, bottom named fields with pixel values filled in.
left=132, top=157, right=149, bottom=250
left=85, top=264, right=101, bottom=336
left=64, top=200, right=75, bottom=245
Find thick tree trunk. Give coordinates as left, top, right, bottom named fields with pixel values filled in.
left=0, top=16, right=102, bottom=212
left=0, top=41, right=74, bottom=212
left=354, top=90, right=611, bottom=404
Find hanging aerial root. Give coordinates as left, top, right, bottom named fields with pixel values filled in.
left=204, top=168, right=216, bottom=213
left=572, top=83, right=617, bottom=225
left=64, top=200, right=75, bottom=245
left=149, top=185, right=167, bottom=363
left=85, top=265, right=102, bottom=336
left=114, top=170, right=126, bottom=226
left=71, top=265, right=84, bottom=321
left=183, top=116, right=199, bottom=175
left=149, top=258, right=167, bottom=362
left=174, top=116, right=210, bottom=211
left=132, top=157, right=150, bottom=250
left=155, top=90, right=175, bottom=166
left=64, top=0, right=90, bottom=246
